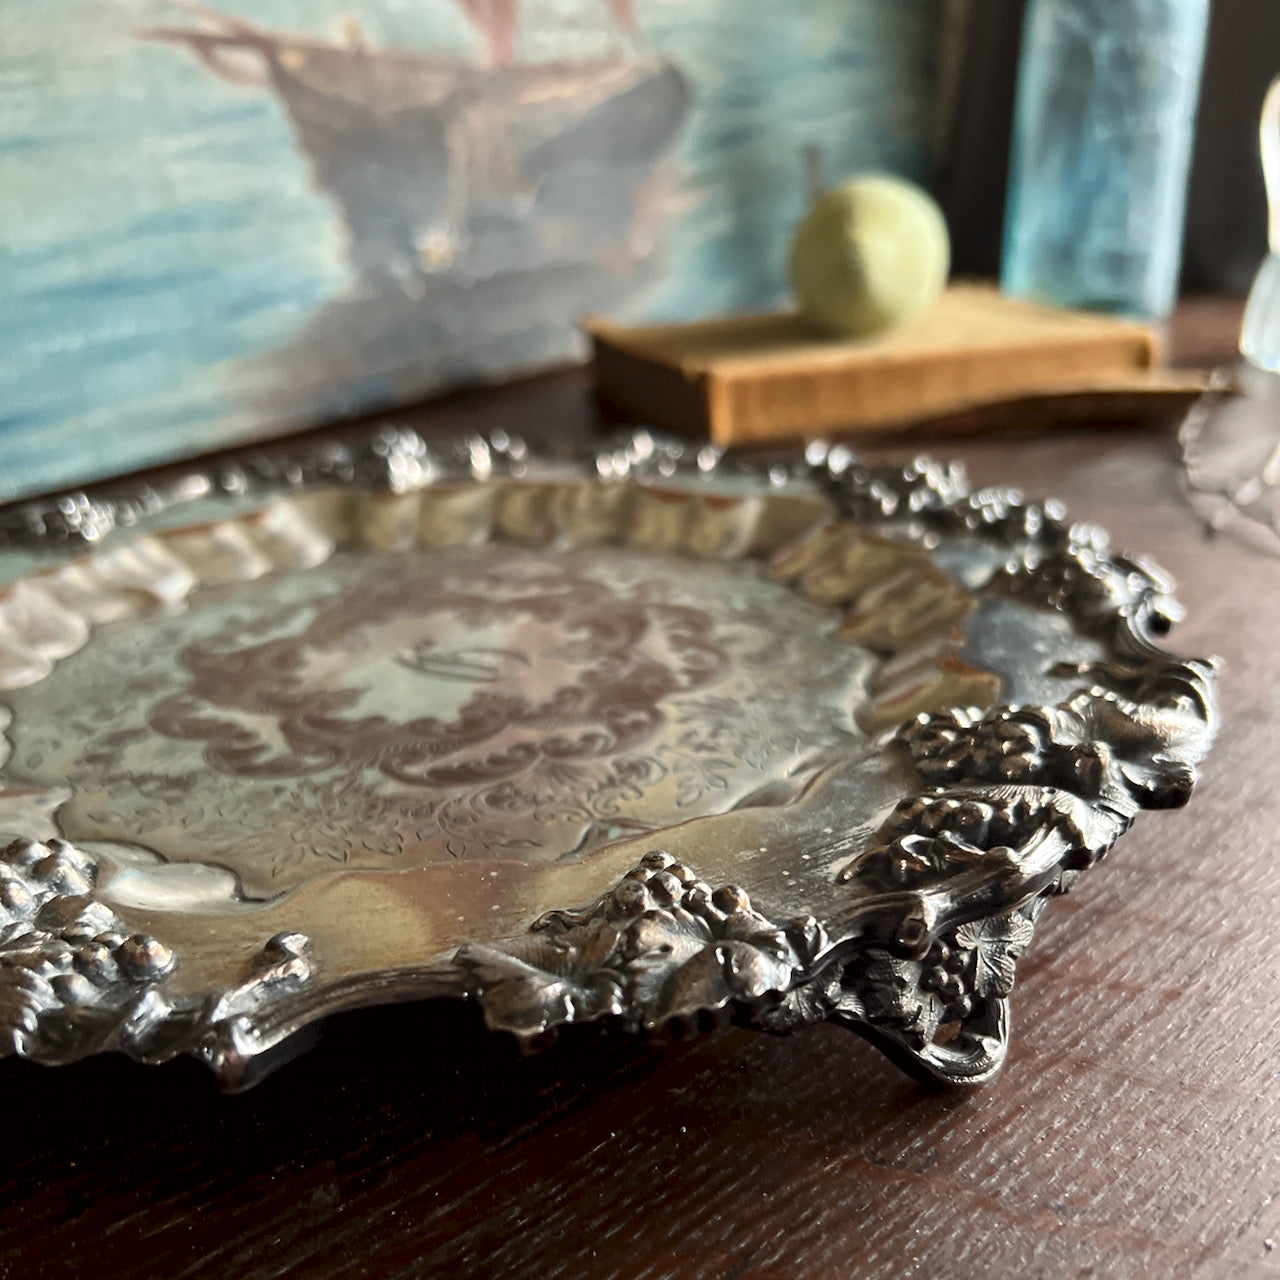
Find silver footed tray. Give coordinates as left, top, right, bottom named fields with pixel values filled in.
left=0, top=430, right=1217, bottom=1088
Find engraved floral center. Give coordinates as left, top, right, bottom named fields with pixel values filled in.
left=0, top=543, right=876, bottom=894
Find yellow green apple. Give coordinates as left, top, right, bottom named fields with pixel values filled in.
left=788, top=174, right=950, bottom=339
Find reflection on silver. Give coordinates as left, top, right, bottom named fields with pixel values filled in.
left=0, top=430, right=1216, bottom=1089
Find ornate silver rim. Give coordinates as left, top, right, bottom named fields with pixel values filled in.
left=0, top=429, right=1218, bottom=1088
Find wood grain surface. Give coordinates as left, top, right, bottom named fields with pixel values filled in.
left=2, top=302, right=1277, bottom=1280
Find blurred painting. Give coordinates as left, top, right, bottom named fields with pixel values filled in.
left=0, top=0, right=942, bottom=501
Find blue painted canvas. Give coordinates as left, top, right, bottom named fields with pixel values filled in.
left=0, top=0, right=941, bottom=501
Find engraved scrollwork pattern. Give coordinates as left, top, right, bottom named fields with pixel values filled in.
left=0, top=430, right=1218, bottom=1086
left=459, top=442, right=1218, bottom=1084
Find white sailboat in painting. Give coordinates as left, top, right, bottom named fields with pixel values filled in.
left=140, top=0, right=690, bottom=293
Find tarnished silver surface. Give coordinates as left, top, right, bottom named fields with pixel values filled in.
left=0, top=430, right=1217, bottom=1088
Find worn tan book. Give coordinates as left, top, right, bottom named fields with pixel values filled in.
left=586, top=283, right=1206, bottom=446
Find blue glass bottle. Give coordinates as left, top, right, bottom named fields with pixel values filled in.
left=1001, top=0, right=1209, bottom=319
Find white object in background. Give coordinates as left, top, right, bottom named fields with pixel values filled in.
left=1240, top=77, right=1280, bottom=370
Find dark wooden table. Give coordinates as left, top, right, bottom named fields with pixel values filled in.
left=3, top=300, right=1277, bottom=1280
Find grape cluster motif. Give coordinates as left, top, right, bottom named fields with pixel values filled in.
left=0, top=838, right=174, bottom=1053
